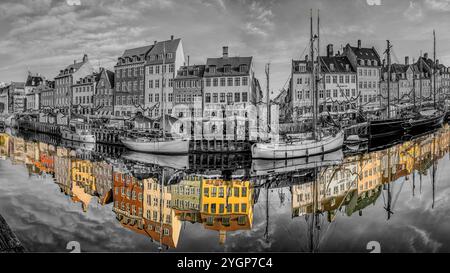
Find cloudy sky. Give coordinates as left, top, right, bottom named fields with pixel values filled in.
left=1, top=0, right=450, bottom=95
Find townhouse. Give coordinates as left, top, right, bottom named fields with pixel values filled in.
left=95, top=68, right=115, bottom=117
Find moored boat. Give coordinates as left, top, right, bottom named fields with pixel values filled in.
left=120, top=135, right=189, bottom=155
left=61, top=122, right=95, bottom=143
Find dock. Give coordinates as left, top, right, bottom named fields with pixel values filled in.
left=0, top=214, right=25, bottom=253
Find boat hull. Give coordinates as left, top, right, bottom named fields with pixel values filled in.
left=405, top=113, right=445, bottom=136
left=251, top=131, right=344, bottom=159
left=368, top=118, right=405, bottom=139
left=61, top=130, right=96, bottom=143
left=120, top=138, right=190, bottom=154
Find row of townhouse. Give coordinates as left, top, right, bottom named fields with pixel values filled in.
left=289, top=39, right=450, bottom=122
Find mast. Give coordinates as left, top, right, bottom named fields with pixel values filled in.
left=419, top=50, right=423, bottom=109
left=317, top=9, right=321, bottom=140
left=412, top=58, right=416, bottom=109
left=310, top=9, right=317, bottom=140
left=386, top=40, right=392, bottom=119
left=265, top=63, right=271, bottom=134
left=433, top=30, right=436, bottom=109
left=161, top=41, right=166, bottom=134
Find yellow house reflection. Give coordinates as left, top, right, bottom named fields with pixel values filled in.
left=200, top=178, right=253, bottom=245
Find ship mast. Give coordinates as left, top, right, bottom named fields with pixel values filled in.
left=265, top=63, right=271, bottom=134
left=419, top=50, right=423, bottom=110
left=412, top=58, right=416, bottom=110
left=386, top=40, right=392, bottom=119
left=310, top=9, right=317, bottom=140
left=161, top=41, right=166, bottom=135
left=433, top=30, right=436, bottom=109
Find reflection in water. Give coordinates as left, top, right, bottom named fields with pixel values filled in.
left=0, top=124, right=449, bottom=252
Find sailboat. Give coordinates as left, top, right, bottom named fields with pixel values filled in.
left=251, top=10, right=344, bottom=160
left=404, top=31, right=445, bottom=136
left=120, top=41, right=189, bottom=155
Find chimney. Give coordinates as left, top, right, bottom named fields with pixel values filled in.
left=436, top=59, right=439, bottom=66
left=326, top=44, right=333, bottom=58
left=187, top=55, right=190, bottom=66
left=154, top=40, right=157, bottom=45
left=424, top=52, right=428, bottom=59
left=170, top=35, right=174, bottom=40
left=405, top=56, right=409, bottom=65
left=223, top=46, right=229, bottom=58
left=357, top=39, right=361, bottom=49
left=83, top=54, right=88, bottom=62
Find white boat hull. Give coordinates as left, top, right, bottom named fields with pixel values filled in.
left=251, top=149, right=343, bottom=176
left=121, top=151, right=189, bottom=170
left=61, top=130, right=96, bottom=143
left=252, top=131, right=344, bottom=159
left=121, top=138, right=189, bottom=154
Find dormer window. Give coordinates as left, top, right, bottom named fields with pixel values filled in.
left=345, top=64, right=349, bottom=71
left=210, top=65, right=216, bottom=73
left=299, top=64, right=306, bottom=72
left=167, top=53, right=173, bottom=59
left=224, top=65, right=231, bottom=73
left=330, top=64, right=335, bottom=71
left=374, top=60, right=378, bottom=66
left=240, top=65, right=248, bottom=73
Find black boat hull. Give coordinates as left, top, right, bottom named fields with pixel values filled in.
left=368, top=118, right=405, bottom=139
left=404, top=113, right=445, bottom=136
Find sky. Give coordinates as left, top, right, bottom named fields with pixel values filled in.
left=1, top=0, right=450, bottom=97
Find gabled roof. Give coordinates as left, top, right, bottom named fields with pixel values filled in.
left=146, top=38, right=182, bottom=65
left=106, top=70, right=115, bottom=87
left=204, top=56, right=252, bottom=77
left=121, top=45, right=153, bottom=59
left=175, top=64, right=205, bottom=79
left=346, top=44, right=381, bottom=63
left=319, top=56, right=356, bottom=73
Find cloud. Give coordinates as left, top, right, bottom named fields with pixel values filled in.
left=66, top=0, right=81, bottom=6
left=403, top=1, right=424, bottom=21
left=424, top=0, right=450, bottom=11
left=244, top=1, right=274, bottom=37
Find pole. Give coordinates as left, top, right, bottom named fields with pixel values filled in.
left=419, top=50, right=423, bottom=109
left=310, top=9, right=317, bottom=140
left=161, top=42, right=166, bottom=134
left=386, top=40, right=391, bottom=119
left=265, top=63, right=271, bottom=134
left=433, top=30, right=436, bottom=109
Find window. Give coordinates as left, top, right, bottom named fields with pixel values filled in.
left=242, top=92, right=248, bottom=102
left=220, top=93, right=225, bottom=103
left=220, top=78, right=226, bottom=86
left=333, top=76, right=337, bottom=83
left=242, top=77, right=248, bottom=86
left=155, top=80, right=159, bottom=88
left=213, top=78, right=218, bottom=87
left=227, top=93, right=233, bottom=103
left=213, top=93, right=218, bottom=103
left=227, top=78, right=233, bottom=86
left=205, top=93, right=211, bottom=103
left=234, top=92, right=240, bottom=103
left=156, top=65, right=160, bottom=74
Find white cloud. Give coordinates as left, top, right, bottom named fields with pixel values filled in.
left=425, top=0, right=450, bottom=11
left=403, top=1, right=424, bottom=21
left=66, top=0, right=81, bottom=6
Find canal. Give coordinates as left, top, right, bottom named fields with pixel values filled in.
left=0, top=124, right=449, bottom=252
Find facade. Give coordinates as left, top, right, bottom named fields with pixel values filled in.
left=93, top=161, right=113, bottom=205
left=342, top=40, right=382, bottom=112
left=291, top=44, right=358, bottom=122
left=54, top=54, right=93, bottom=114
left=95, top=68, right=115, bottom=117
left=72, top=73, right=99, bottom=115
left=114, top=45, right=151, bottom=117
left=173, top=64, right=205, bottom=119
left=11, top=82, right=26, bottom=113
left=145, top=36, right=185, bottom=118
left=380, top=59, right=413, bottom=111
left=203, top=47, right=256, bottom=118
left=25, top=89, right=40, bottom=112
left=24, top=73, right=44, bottom=95
left=38, top=80, right=55, bottom=111
left=0, top=84, right=10, bottom=114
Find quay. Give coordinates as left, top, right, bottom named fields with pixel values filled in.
left=0, top=214, right=25, bottom=253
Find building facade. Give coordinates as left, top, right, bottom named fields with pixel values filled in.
left=54, top=54, right=93, bottom=114
left=72, top=73, right=99, bottom=115
left=95, top=68, right=115, bottom=117
left=39, top=80, right=55, bottom=111
left=343, top=40, right=382, bottom=112
left=114, top=45, right=151, bottom=117
left=291, top=44, right=358, bottom=122
left=173, top=64, right=205, bottom=119
left=145, top=36, right=185, bottom=118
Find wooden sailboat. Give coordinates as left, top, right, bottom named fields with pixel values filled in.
left=251, top=10, right=344, bottom=160
left=120, top=41, right=189, bottom=154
